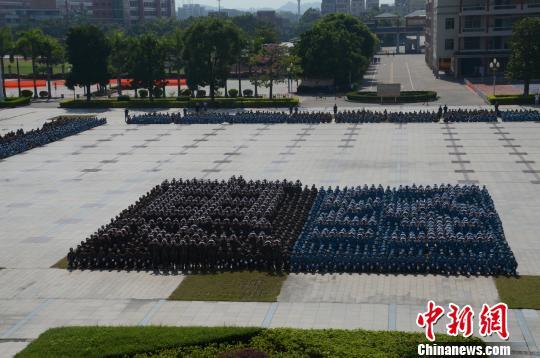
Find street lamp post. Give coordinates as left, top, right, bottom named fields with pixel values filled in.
left=287, top=63, right=292, bottom=94
left=489, top=58, right=500, bottom=96
left=0, top=59, right=4, bottom=101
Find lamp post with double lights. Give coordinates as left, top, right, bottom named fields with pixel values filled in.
left=489, top=58, right=500, bottom=96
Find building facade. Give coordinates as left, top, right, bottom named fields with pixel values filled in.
left=366, top=0, right=380, bottom=11
left=425, top=0, right=540, bottom=77
left=0, top=0, right=61, bottom=25
left=92, top=0, right=175, bottom=24
left=396, top=0, right=426, bottom=14
left=351, top=0, right=366, bottom=16
left=177, top=3, right=206, bottom=20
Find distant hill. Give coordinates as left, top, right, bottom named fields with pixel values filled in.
left=278, top=1, right=321, bottom=13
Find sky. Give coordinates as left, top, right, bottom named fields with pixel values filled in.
left=178, top=0, right=394, bottom=10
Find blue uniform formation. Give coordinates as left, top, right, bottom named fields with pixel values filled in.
left=336, top=110, right=437, bottom=123
left=67, top=177, right=317, bottom=272
left=126, top=112, right=182, bottom=124
left=443, top=109, right=497, bottom=122
left=291, top=184, right=517, bottom=276
left=182, top=111, right=332, bottom=124
left=0, top=116, right=106, bottom=160
left=501, top=110, right=540, bottom=122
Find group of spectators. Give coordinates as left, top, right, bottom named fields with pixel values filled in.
left=291, top=184, right=517, bottom=276
left=67, top=177, right=317, bottom=272
left=501, top=110, right=540, bottom=122
left=0, top=116, right=106, bottom=159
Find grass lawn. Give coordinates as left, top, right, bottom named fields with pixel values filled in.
left=168, top=271, right=287, bottom=302
left=16, top=326, right=484, bottom=358
left=51, top=256, right=68, bottom=269
left=3, top=60, right=69, bottom=76
left=16, top=326, right=262, bottom=358
left=495, top=275, right=540, bottom=309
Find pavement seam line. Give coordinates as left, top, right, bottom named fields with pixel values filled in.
left=515, top=309, right=539, bottom=353
left=139, top=299, right=165, bottom=326
left=0, top=299, right=51, bottom=339
left=261, top=302, right=279, bottom=328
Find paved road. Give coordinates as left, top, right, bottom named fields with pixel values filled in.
left=360, top=53, right=486, bottom=106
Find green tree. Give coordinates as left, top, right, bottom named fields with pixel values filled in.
left=166, top=28, right=184, bottom=96
left=297, top=8, right=321, bottom=35
left=507, top=17, right=540, bottom=96
left=16, top=28, right=46, bottom=98
left=183, top=17, right=243, bottom=101
left=65, top=25, right=110, bottom=101
left=109, top=31, right=131, bottom=96
left=254, top=44, right=289, bottom=99
left=0, top=27, right=13, bottom=98
left=127, top=33, right=166, bottom=101
left=38, top=35, right=63, bottom=99
left=296, top=13, right=378, bottom=89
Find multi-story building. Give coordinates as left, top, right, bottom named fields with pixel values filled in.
left=396, top=0, right=426, bottom=14
left=57, top=0, right=93, bottom=17
left=177, top=3, right=206, bottom=20
left=351, top=0, right=365, bottom=16
left=335, top=0, right=351, bottom=13
left=93, top=0, right=175, bottom=24
left=425, top=0, right=540, bottom=77
left=321, top=0, right=335, bottom=15
left=0, top=0, right=61, bottom=25
left=366, top=0, right=379, bottom=11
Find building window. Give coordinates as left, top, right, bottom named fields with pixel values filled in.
left=463, top=37, right=481, bottom=50
left=445, top=39, right=454, bottom=50
left=445, top=18, right=454, bottom=30
left=463, top=16, right=482, bottom=31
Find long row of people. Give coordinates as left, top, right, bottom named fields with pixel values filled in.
left=67, top=177, right=317, bottom=272
left=0, top=116, right=106, bottom=159
left=291, top=184, right=517, bottom=276
left=125, top=109, right=538, bottom=125
left=501, top=110, right=540, bottom=122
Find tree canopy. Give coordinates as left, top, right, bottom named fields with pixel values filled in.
left=183, top=17, right=243, bottom=100
left=65, top=25, right=110, bottom=101
left=296, top=14, right=378, bottom=88
left=506, top=17, right=540, bottom=96
left=127, top=33, right=166, bottom=100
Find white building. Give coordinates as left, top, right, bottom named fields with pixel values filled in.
left=425, top=0, right=540, bottom=77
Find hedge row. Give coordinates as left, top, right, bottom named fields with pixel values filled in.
left=59, top=97, right=299, bottom=109
left=0, top=97, right=31, bottom=108
left=16, top=326, right=484, bottom=358
left=347, top=91, right=438, bottom=103
left=488, top=94, right=536, bottom=105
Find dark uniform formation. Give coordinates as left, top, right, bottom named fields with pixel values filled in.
left=501, top=109, right=540, bottom=122
left=67, top=177, right=317, bottom=272
left=0, top=116, right=106, bottom=159
left=291, top=184, right=517, bottom=276
left=443, top=109, right=497, bottom=122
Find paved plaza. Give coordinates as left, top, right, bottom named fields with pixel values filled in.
left=0, top=107, right=539, bottom=356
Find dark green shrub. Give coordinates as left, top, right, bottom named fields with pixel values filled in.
left=180, top=89, right=192, bottom=96
left=117, top=95, right=130, bottom=101
left=39, top=91, right=48, bottom=98
left=228, top=89, right=239, bottom=98
left=138, top=89, right=148, bottom=98
left=488, top=94, right=535, bottom=105
left=21, top=90, right=33, bottom=98
left=243, top=89, right=253, bottom=97
left=176, top=96, right=190, bottom=101
left=0, top=97, right=31, bottom=108
left=197, top=90, right=207, bottom=98
left=347, top=91, right=437, bottom=103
